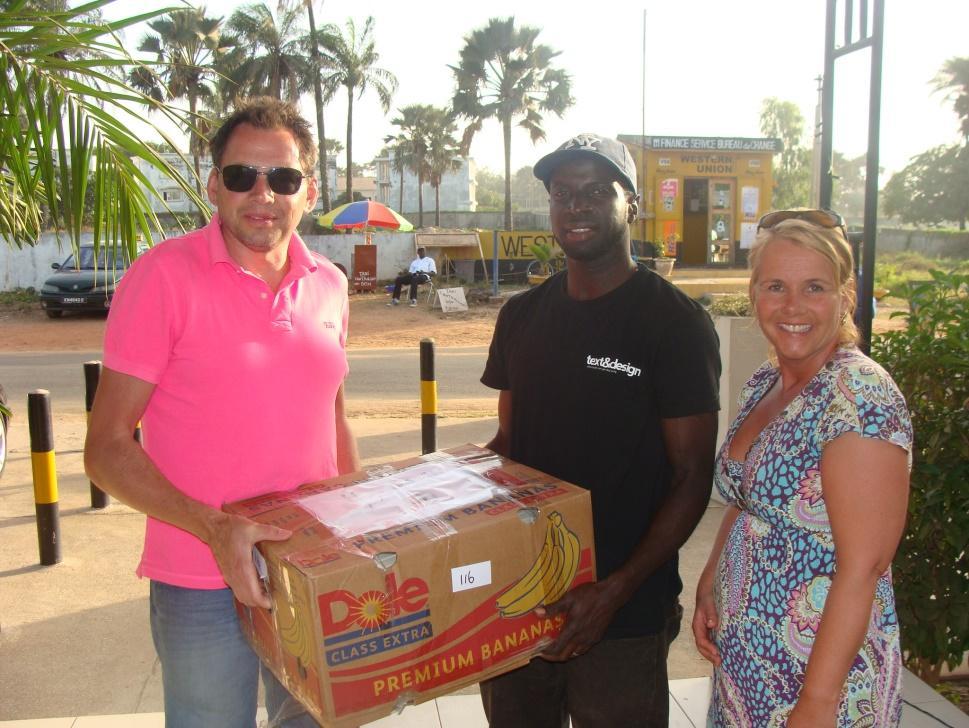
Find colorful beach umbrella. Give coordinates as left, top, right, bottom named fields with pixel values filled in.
left=316, top=200, right=414, bottom=231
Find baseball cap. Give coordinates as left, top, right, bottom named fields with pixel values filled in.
left=534, top=134, right=638, bottom=195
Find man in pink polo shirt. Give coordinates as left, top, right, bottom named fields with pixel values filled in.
left=85, top=98, right=358, bottom=727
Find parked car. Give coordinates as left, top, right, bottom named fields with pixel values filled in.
left=0, top=384, right=9, bottom=478
left=39, top=244, right=145, bottom=318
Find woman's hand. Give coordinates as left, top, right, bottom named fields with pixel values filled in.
left=692, top=573, right=721, bottom=666
left=691, top=505, right=740, bottom=667
left=788, top=693, right=838, bottom=727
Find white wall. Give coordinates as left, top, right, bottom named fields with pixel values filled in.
left=714, top=315, right=768, bottom=451
left=0, top=231, right=420, bottom=292
left=1, top=233, right=95, bottom=290
left=303, top=233, right=416, bottom=280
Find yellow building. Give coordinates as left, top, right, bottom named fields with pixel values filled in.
left=618, top=135, right=781, bottom=266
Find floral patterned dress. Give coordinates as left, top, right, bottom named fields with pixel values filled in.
left=709, top=347, right=912, bottom=727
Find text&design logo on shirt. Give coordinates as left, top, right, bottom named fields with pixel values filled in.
left=585, top=355, right=642, bottom=378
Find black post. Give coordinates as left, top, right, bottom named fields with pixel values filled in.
left=28, top=390, right=61, bottom=566
left=858, top=0, right=885, bottom=354
left=420, top=339, right=437, bottom=455
left=818, top=0, right=885, bottom=353
left=84, top=360, right=109, bottom=508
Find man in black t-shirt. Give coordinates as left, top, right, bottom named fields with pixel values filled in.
left=480, top=134, right=721, bottom=727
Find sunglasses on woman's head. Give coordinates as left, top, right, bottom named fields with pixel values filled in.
left=757, top=208, right=847, bottom=240
left=217, top=164, right=305, bottom=195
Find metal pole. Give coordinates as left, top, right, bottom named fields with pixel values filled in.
left=420, top=339, right=437, bottom=455
left=858, top=0, right=884, bottom=354
left=83, top=361, right=109, bottom=509
left=819, top=0, right=837, bottom=209
left=491, top=229, right=499, bottom=298
left=28, top=390, right=61, bottom=565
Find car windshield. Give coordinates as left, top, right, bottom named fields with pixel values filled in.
left=60, top=247, right=133, bottom=271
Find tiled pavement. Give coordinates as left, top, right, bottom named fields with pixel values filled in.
left=2, top=673, right=967, bottom=727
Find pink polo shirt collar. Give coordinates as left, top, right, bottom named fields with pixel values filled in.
left=205, top=213, right=319, bottom=277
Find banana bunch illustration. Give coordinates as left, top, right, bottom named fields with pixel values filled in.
left=496, top=511, right=580, bottom=618
left=272, top=561, right=316, bottom=670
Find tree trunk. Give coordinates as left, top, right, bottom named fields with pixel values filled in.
left=188, top=94, right=205, bottom=227
left=398, top=166, right=404, bottom=212
left=435, top=182, right=441, bottom=227
left=270, top=69, right=281, bottom=99
left=306, top=0, right=330, bottom=213
left=417, top=169, right=424, bottom=228
left=912, top=657, right=943, bottom=686
left=345, top=86, right=353, bottom=204
left=502, top=115, right=513, bottom=231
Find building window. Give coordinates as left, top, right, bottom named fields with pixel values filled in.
left=162, top=189, right=183, bottom=202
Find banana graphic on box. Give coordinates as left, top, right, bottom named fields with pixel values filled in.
left=270, top=559, right=316, bottom=671
left=496, top=511, right=581, bottom=618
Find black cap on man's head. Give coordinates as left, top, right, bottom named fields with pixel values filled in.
left=534, top=134, right=638, bottom=195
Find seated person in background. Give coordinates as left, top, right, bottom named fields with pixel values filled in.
left=388, top=246, right=436, bottom=307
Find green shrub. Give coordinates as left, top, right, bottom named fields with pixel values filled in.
left=871, top=270, right=969, bottom=685
left=704, top=293, right=751, bottom=317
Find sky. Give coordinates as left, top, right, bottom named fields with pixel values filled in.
left=107, top=0, right=969, bottom=183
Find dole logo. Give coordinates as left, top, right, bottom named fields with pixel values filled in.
left=319, top=574, right=429, bottom=633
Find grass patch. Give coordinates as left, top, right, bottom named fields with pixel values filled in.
left=875, top=252, right=969, bottom=294
left=0, top=288, right=38, bottom=311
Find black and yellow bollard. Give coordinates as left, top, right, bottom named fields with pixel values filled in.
left=28, top=389, right=61, bottom=566
left=420, top=338, right=437, bottom=455
left=84, top=360, right=110, bottom=509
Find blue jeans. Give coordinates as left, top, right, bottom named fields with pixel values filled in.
left=150, top=581, right=320, bottom=728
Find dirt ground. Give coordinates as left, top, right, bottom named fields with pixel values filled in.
left=0, top=290, right=502, bottom=352
left=0, top=284, right=910, bottom=353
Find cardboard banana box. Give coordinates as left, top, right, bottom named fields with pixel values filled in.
left=225, top=444, right=596, bottom=728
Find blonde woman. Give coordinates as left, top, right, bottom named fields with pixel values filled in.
left=693, top=210, right=912, bottom=727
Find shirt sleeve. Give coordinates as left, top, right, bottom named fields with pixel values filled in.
left=816, top=359, right=913, bottom=458
left=481, top=299, right=515, bottom=391
left=102, top=251, right=181, bottom=384
left=651, top=306, right=722, bottom=419
left=339, top=282, right=349, bottom=350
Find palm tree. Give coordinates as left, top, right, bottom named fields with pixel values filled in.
left=424, top=108, right=462, bottom=227
left=450, top=17, right=573, bottom=230
left=1, top=0, right=205, bottom=255
left=388, top=104, right=433, bottom=227
left=382, top=134, right=413, bottom=213
left=320, top=16, right=397, bottom=204
left=129, top=7, right=233, bottom=197
left=934, top=56, right=969, bottom=141
left=304, top=0, right=335, bottom=212
left=222, top=2, right=310, bottom=102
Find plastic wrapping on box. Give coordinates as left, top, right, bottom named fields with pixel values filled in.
left=296, top=460, right=508, bottom=539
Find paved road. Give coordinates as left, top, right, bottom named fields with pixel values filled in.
left=0, top=346, right=492, bottom=413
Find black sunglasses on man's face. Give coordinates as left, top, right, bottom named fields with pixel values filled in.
left=217, top=164, right=305, bottom=195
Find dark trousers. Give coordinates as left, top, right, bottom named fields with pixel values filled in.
left=392, top=272, right=430, bottom=301
left=480, top=602, right=683, bottom=728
